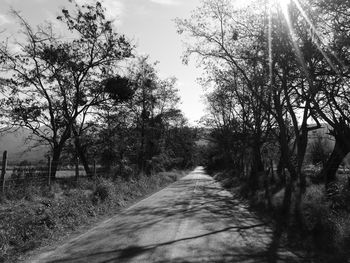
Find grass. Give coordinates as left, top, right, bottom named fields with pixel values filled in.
left=211, top=165, right=350, bottom=262
left=4, top=169, right=87, bottom=180
left=0, top=169, right=187, bottom=262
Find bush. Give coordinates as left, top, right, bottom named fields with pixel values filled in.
left=158, top=171, right=181, bottom=182
left=0, top=203, right=55, bottom=259
left=4, top=183, right=43, bottom=201
left=300, top=184, right=350, bottom=260
left=332, top=212, right=350, bottom=258
left=92, top=178, right=116, bottom=203
left=78, top=179, right=96, bottom=191
left=301, top=185, right=329, bottom=231
left=23, top=184, right=42, bottom=201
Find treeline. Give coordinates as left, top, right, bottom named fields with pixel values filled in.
left=0, top=2, right=198, bottom=180
left=177, top=0, right=350, bottom=259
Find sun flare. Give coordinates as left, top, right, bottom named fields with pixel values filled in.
left=276, top=0, right=292, bottom=18
left=279, top=0, right=291, bottom=5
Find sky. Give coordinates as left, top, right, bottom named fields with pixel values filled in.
left=0, top=0, right=205, bottom=124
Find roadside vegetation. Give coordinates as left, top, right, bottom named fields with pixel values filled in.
left=176, top=0, right=350, bottom=262
left=0, top=170, right=186, bottom=262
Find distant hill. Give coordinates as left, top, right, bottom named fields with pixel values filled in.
left=0, top=128, right=49, bottom=164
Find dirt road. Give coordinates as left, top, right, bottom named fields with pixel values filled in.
left=31, top=167, right=300, bottom=262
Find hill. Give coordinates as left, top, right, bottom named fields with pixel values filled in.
left=0, top=128, right=49, bottom=164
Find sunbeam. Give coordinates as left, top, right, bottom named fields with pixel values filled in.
left=279, top=0, right=310, bottom=79
left=289, top=0, right=350, bottom=89
left=267, top=0, right=350, bottom=115
left=279, top=0, right=291, bottom=14
left=270, top=0, right=348, bottom=88
left=268, top=0, right=273, bottom=89
left=269, top=0, right=310, bottom=82
left=292, top=0, right=349, bottom=81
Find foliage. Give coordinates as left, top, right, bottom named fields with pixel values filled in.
left=299, top=183, right=350, bottom=260
left=79, top=56, right=199, bottom=175
left=93, top=178, right=116, bottom=203
left=300, top=185, right=328, bottom=231
left=104, top=76, right=135, bottom=102
left=0, top=1, right=133, bottom=178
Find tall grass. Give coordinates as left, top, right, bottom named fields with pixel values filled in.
left=298, top=183, right=350, bottom=261
left=212, top=165, right=350, bottom=262
left=0, top=170, right=185, bottom=262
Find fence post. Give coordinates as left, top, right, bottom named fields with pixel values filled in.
left=1, top=151, right=7, bottom=197
left=48, top=156, right=52, bottom=188
left=75, top=156, right=79, bottom=184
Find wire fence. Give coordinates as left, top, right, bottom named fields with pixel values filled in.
left=0, top=150, right=99, bottom=197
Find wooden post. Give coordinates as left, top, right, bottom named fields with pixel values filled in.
left=75, top=156, right=79, bottom=184
left=1, top=151, right=7, bottom=197
left=48, top=156, right=52, bottom=188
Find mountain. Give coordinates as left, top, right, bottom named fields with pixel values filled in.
left=0, top=128, right=49, bottom=165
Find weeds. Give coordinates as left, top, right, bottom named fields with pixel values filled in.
left=93, top=178, right=116, bottom=203
left=213, top=166, right=350, bottom=262
left=0, top=170, right=185, bottom=262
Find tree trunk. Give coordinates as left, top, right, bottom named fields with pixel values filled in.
left=50, top=146, right=62, bottom=181
left=248, top=143, right=264, bottom=193
left=76, top=142, right=92, bottom=177
left=297, top=129, right=308, bottom=193
left=265, top=167, right=272, bottom=209
left=72, top=128, right=92, bottom=177
left=282, top=171, right=293, bottom=213
left=278, top=144, right=297, bottom=219
left=319, top=139, right=350, bottom=187
left=139, top=118, right=146, bottom=175
left=294, top=128, right=309, bottom=228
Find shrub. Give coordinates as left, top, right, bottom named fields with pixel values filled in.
left=54, top=190, right=93, bottom=229
left=150, top=155, right=168, bottom=173
left=113, top=163, right=134, bottom=179
left=300, top=185, right=329, bottom=231
left=4, top=183, right=43, bottom=201
left=158, top=171, right=180, bottom=182
left=23, top=184, right=42, bottom=201
left=92, top=178, right=116, bottom=203
left=0, top=203, right=54, bottom=259
left=300, top=184, right=350, bottom=260
left=78, top=179, right=96, bottom=191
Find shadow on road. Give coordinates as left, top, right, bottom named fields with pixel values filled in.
left=39, top=175, right=310, bottom=263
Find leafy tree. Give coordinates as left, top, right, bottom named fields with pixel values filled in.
left=176, top=0, right=274, bottom=190
left=0, top=2, right=133, bottom=179
left=305, top=0, right=350, bottom=186
left=125, top=57, right=184, bottom=174
left=175, top=0, right=331, bottom=223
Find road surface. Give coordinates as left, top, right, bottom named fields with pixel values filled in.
left=31, top=167, right=300, bottom=263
